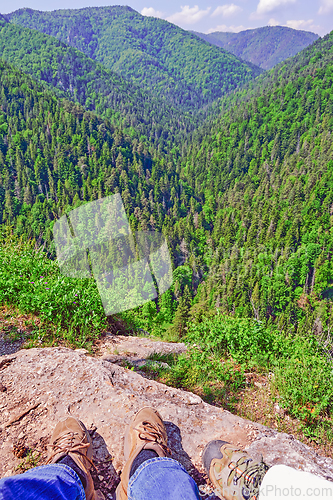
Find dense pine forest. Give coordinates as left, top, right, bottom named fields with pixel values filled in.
left=180, top=33, right=333, bottom=331
left=5, top=6, right=262, bottom=109
left=1, top=6, right=333, bottom=450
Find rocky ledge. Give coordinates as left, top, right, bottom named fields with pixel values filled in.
left=0, top=347, right=332, bottom=499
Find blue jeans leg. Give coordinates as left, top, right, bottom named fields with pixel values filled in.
left=0, top=464, right=85, bottom=500
left=128, top=457, right=201, bottom=500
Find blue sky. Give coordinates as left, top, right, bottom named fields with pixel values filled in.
left=2, top=0, right=333, bottom=36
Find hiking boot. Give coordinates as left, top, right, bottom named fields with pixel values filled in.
left=46, top=416, right=99, bottom=500
left=116, top=406, right=170, bottom=500
left=202, top=440, right=269, bottom=500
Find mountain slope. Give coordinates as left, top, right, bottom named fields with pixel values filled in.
left=0, top=55, right=201, bottom=277
left=0, top=19, right=193, bottom=149
left=1, top=27, right=333, bottom=337
left=1, top=9, right=333, bottom=342
left=192, top=26, right=319, bottom=70
left=5, top=6, right=262, bottom=110
left=177, top=31, right=333, bottom=335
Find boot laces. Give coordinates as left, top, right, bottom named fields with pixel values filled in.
left=134, top=420, right=171, bottom=455
left=229, top=456, right=269, bottom=496
left=46, top=430, right=96, bottom=470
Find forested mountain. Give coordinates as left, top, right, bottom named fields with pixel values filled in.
left=192, top=26, right=319, bottom=70
left=0, top=57, right=188, bottom=246
left=0, top=5, right=333, bottom=449
left=178, top=30, right=333, bottom=337
left=0, top=27, right=333, bottom=341
left=0, top=19, right=194, bottom=150
left=5, top=6, right=262, bottom=110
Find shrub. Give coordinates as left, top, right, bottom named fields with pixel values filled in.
left=185, top=313, right=285, bottom=367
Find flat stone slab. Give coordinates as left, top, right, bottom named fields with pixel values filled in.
left=0, top=348, right=332, bottom=499
left=96, top=333, right=187, bottom=368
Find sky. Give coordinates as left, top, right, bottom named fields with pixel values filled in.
left=1, top=0, right=333, bottom=36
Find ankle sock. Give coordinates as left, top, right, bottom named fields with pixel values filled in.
left=57, top=455, right=87, bottom=489
left=130, top=449, right=158, bottom=478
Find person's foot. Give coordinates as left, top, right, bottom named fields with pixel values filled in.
left=116, top=406, right=170, bottom=500
left=202, top=440, right=269, bottom=500
left=46, top=416, right=99, bottom=500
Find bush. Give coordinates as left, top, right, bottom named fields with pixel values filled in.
left=274, top=345, right=333, bottom=422
left=0, top=229, right=108, bottom=343
left=185, top=313, right=285, bottom=367
left=181, top=313, right=333, bottom=424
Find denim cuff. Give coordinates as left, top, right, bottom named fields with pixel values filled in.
left=0, top=463, right=86, bottom=500
left=128, top=457, right=200, bottom=500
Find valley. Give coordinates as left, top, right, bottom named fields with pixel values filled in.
left=0, top=4, right=332, bottom=465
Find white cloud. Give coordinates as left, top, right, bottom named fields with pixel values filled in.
left=285, top=19, right=319, bottom=31
left=166, top=5, right=211, bottom=26
left=207, top=24, right=248, bottom=33
left=211, top=4, right=243, bottom=18
left=256, top=0, right=296, bottom=15
left=141, top=7, right=164, bottom=18
left=268, top=17, right=280, bottom=25
left=318, top=0, right=333, bottom=14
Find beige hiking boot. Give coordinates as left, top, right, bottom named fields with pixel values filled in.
left=116, top=407, right=170, bottom=500
left=46, top=416, right=99, bottom=500
left=202, top=440, right=269, bottom=500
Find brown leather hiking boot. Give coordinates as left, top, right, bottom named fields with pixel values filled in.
left=46, top=417, right=99, bottom=500
left=116, top=407, right=170, bottom=500
left=202, top=440, right=269, bottom=500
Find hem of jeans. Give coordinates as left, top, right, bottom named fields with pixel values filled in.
left=25, top=463, right=86, bottom=500
left=128, top=457, right=187, bottom=500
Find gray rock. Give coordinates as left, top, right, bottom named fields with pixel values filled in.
left=0, top=347, right=332, bottom=497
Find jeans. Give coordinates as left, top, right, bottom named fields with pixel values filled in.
left=0, top=464, right=85, bottom=500
left=128, top=457, right=200, bottom=500
left=0, top=458, right=201, bottom=500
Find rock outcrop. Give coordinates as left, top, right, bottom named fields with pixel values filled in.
left=0, top=347, right=333, bottom=499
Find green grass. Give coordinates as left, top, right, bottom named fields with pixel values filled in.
left=140, top=314, right=333, bottom=445
left=0, top=227, right=132, bottom=348
left=0, top=228, right=173, bottom=347
left=183, top=315, right=333, bottom=442
left=15, top=450, right=41, bottom=472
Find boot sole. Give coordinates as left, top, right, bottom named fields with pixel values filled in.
left=202, top=439, right=229, bottom=476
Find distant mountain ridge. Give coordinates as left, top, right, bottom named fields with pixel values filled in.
left=5, top=6, right=262, bottom=110
left=0, top=18, right=194, bottom=148
left=192, top=26, right=319, bottom=70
